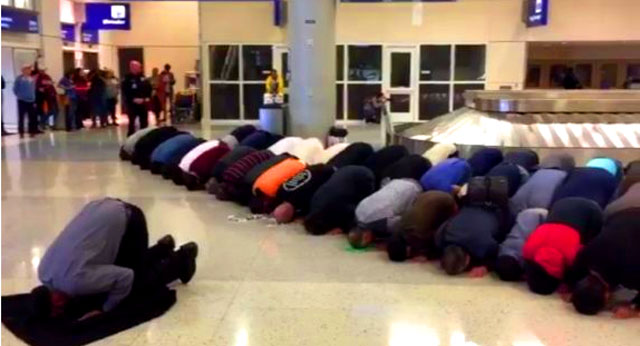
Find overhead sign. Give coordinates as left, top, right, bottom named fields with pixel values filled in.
left=81, top=25, right=99, bottom=44
left=1, top=6, right=39, bottom=33
left=61, top=23, right=75, bottom=42
left=84, top=3, right=131, bottom=30
left=525, top=0, right=549, bottom=27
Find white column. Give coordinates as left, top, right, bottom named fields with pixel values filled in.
left=39, top=0, right=63, bottom=81
left=287, top=0, right=336, bottom=138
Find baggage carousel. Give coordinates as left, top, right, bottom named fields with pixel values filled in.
left=392, top=90, right=640, bottom=164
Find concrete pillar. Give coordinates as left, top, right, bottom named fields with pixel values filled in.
left=288, top=0, right=336, bottom=138
left=39, top=0, right=63, bottom=81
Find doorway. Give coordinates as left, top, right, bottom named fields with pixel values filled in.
left=63, top=51, right=75, bottom=73
left=84, top=52, right=99, bottom=71
left=384, top=46, right=418, bottom=122
left=118, top=47, right=144, bottom=78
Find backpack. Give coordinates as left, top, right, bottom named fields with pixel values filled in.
left=465, top=176, right=511, bottom=237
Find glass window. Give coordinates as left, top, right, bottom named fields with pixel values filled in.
left=14, top=0, right=32, bottom=9
left=281, top=52, right=289, bottom=88
left=348, top=45, right=382, bottom=81
left=599, top=64, right=617, bottom=89
left=209, top=45, right=239, bottom=81
left=390, top=94, right=410, bottom=113
left=575, top=64, right=593, bottom=88
left=337, top=45, right=344, bottom=81
left=453, top=84, right=484, bottom=110
left=336, top=84, right=344, bottom=120
left=347, top=84, right=381, bottom=120
left=455, top=45, right=486, bottom=81
left=243, top=45, right=272, bottom=81
left=210, top=84, right=240, bottom=120
left=526, top=65, right=541, bottom=88
left=390, top=52, right=411, bottom=88
left=627, top=64, right=640, bottom=80
left=419, top=84, right=450, bottom=120
left=243, top=84, right=264, bottom=120
left=550, top=64, right=568, bottom=88
left=1, top=0, right=11, bottom=6
left=420, top=45, right=451, bottom=81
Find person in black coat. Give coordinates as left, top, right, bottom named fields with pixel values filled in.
left=326, top=142, right=374, bottom=169
left=566, top=207, right=640, bottom=317
left=131, top=127, right=180, bottom=169
left=364, top=145, right=409, bottom=187
left=121, top=61, right=152, bottom=136
left=304, top=166, right=375, bottom=235
left=380, top=154, right=432, bottom=185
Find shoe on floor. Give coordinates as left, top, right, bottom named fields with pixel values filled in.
left=179, top=242, right=198, bottom=284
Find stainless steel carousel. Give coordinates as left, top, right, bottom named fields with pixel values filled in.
left=392, top=90, right=640, bottom=164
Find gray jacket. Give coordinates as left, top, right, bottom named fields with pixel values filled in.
left=38, top=198, right=132, bottom=312
left=498, top=208, right=548, bottom=264
left=355, top=178, right=422, bottom=235
left=509, top=169, right=567, bottom=216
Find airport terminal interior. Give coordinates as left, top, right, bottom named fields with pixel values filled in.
left=1, top=0, right=640, bottom=345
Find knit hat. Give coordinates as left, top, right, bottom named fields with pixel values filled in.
left=586, top=157, right=622, bottom=181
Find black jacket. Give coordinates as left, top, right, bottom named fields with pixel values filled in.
left=121, top=73, right=152, bottom=106
left=277, top=164, right=336, bottom=215
left=566, top=208, right=640, bottom=291
left=131, top=127, right=180, bottom=168
left=436, top=206, right=502, bottom=262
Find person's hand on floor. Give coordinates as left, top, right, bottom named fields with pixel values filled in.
left=78, top=309, right=103, bottom=321
left=469, top=266, right=488, bottom=278
left=557, top=284, right=572, bottom=302
left=612, top=305, right=639, bottom=319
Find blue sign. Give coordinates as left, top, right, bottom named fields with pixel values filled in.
left=81, top=25, right=99, bottom=44
left=61, top=23, right=75, bottom=42
left=525, top=0, right=549, bottom=27
left=1, top=6, right=39, bottom=33
left=84, top=3, right=131, bottom=30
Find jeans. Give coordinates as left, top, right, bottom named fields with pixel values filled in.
left=17, top=100, right=37, bottom=135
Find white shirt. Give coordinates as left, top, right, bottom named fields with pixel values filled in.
left=179, top=140, right=219, bottom=172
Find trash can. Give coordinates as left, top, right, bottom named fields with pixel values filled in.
left=259, top=104, right=285, bottom=136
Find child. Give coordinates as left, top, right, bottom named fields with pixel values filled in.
left=387, top=191, right=458, bottom=262
left=348, top=178, right=422, bottom=249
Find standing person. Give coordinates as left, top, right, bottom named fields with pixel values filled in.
left=122, top=61, right=151, bottom=136
left=13, top=65, right=38, bottom=138
left=88, top=69, right=108, bottom=128
left=105, top=69, right=119, bottom=126
left=160, top=64, right=176, bottom=120
left=35, top=66, right=58, bottom=130
left=57, top=71, right=77, bottom=131
left=148, top=68, right=165, bottom=123
left=73, top=68, right=90, bottom=130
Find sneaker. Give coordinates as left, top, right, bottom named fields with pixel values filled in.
left=178, top=242, right=198, bottom=284
left=157, top=234, right=176, bottom=250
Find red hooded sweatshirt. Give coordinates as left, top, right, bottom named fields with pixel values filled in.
left=522, top=223, right=583, bottom=279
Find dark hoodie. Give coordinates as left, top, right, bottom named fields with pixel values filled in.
left=547, top=197, right=603, bottom=244
left=504, top=150, right=539, bottom=173
left=305, top=166, right=375, bottom=235
left=327, top=142, right=374, bottom=169
left=364, top=145, right=410, bottom=186
left=277, top=164, right=336, bottom=215
left=566, top=207, right=640, bottom=291
left=210, top=146, right=256, bottom=182
left=131, top=127, right=179, bottom=169
left=239, top=130, right=282, bottom=150
left=380, top=154, right=432, bottom=184
left=468, top=147, right=503, bottom=177
left=435, top=206, right=502, bottom=262
left=551, top=167, right=618, bottom=209
left=487, top=162, right=529, bottom=197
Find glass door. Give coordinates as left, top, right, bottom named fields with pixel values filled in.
left=384, top=46, right=418, bottom=122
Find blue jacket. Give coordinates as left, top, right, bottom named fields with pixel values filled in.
left=151, top=134, right=200, bottom=165
left=420, top=158, right=471, bottom=193
left=13, top=75, right=36, bottom=102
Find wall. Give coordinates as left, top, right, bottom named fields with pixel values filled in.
left=103, top=1, right=200, bottom=88
left=529, top=44, right=640, bottom=61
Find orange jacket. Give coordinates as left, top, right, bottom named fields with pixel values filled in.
left=253, top=158, right=306, bottom=198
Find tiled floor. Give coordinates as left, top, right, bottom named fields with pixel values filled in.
left=1, top=125, right=638, bottom=346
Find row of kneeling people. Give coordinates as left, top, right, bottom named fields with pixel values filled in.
left=119, top=125, right=640, bottom=318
